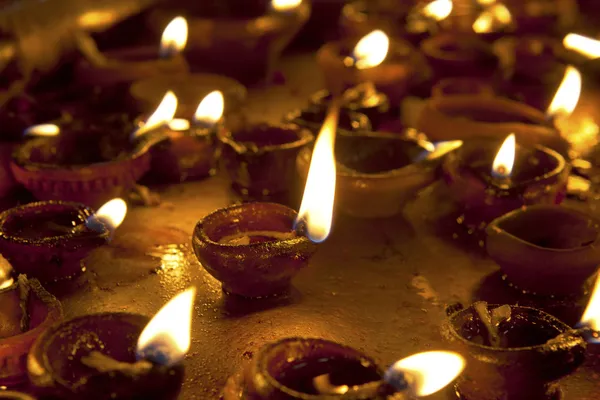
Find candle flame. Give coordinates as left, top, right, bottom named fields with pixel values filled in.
left=133, top=91, right=178, bottom=139
left=580, top=274, right=600, bottom=340
left=23, top=123, right=60, bottom=138
left=563, top=33, right=600, bottom=60
left=168, top=118, right=191, bottom=131
left=546, top=66, right=582, bottom=118
left=422, top=0, right=453, bottom=21
left=385, top=351, right=466, bottom=396
left=86, top=198, right=127, bottom=234
left=472, top=4, right=511, bottom=33
left=296, top=107, right=338, bottom=243
left=194, top=90, right=225, bottom=126
left=0, top=255, right=14, bottom=290
left=492, top=134, right=516, bottom=179
left=272, top=0, right=302, bottom=12
left=137, top=287, right=196, bottom=366
left=160, top=16, right=188, bottom=58
left=352, top=30, right=390, bottom=70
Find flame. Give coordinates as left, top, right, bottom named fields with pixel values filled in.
left=426, top=140, right=463, bottom=160
left=296, top=106, right=338, bottom=243
left=352, top=30, right=390, bottom=70
left=422, top=0, right=453, bottom=21
left=194, top=90, right=225, bottom=126
left=168, top=118, right=191, bottom=131
left=0, top=255, right=13, bottom=290
left=473, top=4, right=511, bottom=33
left=137, top=287, right=196, bottom=366
left=23, top=124, right=60, bottom=137
left=581, top=275, right=600, bottom=334
left=272, top=0, right=302, bottom=12
left=563, top=33, right=600, bottom=60
left=86, top=198, right=128, bottom=234
left=547, top=66, right=582, bottom=118
left=133, top=91, right=178, bottom=139
left=492, top=134, right=516, bottom=179
left=476, top=0, right=496, bottom=5
left=160, top=16, right=188, bottom=58
left=385, top=351, right=466, bottom=396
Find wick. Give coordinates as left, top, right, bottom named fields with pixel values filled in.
left=473, top=301, right=511, bottom=347
left=17, top=274, right=31, bottom=332
left=81, top=351, right=153, bottom=377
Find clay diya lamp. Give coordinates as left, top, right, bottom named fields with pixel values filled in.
left=10, top=116, right=151, bottom=208
left=148, top=0, right=310, bottom=85
left=75, top=16, right=189, bottom=87
left=431, top=77, right=495, bottom=98
left=415, top=95, right=569, bottom=155
left=486, top=205, right=600, bottom=296
left=283, top=104, right=371, bottom=134
left=317, top=32, right=431, bottom=106
left=217, top=123, right=314, bottom=200
left=28, top=288, right=196, bottom=400
left=223, top=337, right=465, bottom=399
left=443, top=301, right=586, bottom=400
left=0, top=199, right=126, bottom=283
left=192, top=202, right=317, bottom=298
left=0, top=273, right=63, bottom=386
left=441, top=134, right=569, bottom=227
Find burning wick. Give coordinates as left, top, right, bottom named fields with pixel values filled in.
left=82, top=287, right=196, bottom=372
left=491, top=133, right=516, bottom=182
left=23, top=123, right=60, bottom=138
left=193, top=90, right=225, bottom=128
left=159, top=16, right=188, bottom=59
left=85, top=198, right=127, bottom=237
left=314, top=351, right=465, bottom=398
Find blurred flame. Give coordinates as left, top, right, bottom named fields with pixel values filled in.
left=547, top=66, right=582, bottom=118
left=563, top=33, right=600, bottom=60
left=385, top=351, right=465, bottom=396
left=160, top=16, right=188, bottom=58
left=272, top=0, right=302, bottom=12
left=137, top=287, right=196, bottom=366
left=296, top=107, right=338, bottom=243
left=426, top=140, right=463, bottom=160
left=581, top=275, right=600, bottom=332
left=0, top=255, right=13, bottom=290
left=194, top=90, right=225, bottom=126
left=476, top=0, right=496, bottom=5
left=473, top=12, right=493, bottom=33
left=352, top=30, right=390, bottom=70
left=492, top=134, right=515, bottom=179
left=422, top=0, right=453, bottom=21
left=473, top=4, right=511, bottom=33
left=168, top=118, right=191, bottom=131
left=133, top=91, right=178, bottom=139
left=23, top=124, right=60, bottom=138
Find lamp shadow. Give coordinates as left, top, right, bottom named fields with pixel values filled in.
left=217, top=287, right=302, bottom=318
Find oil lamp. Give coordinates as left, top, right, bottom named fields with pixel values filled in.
left=0, top=198, right=126, bottom=282
left=0, top=269, right=62, bottom=386
left=486, top=205, right=600, bottom=296
left=28, top=287, right=196, bottom=400
left=193, top=106, right=339, bottom=298
left=223, top=337, right=465, bottom=400
left=75, top=16, right=189, bottom=87
left=442, top=134, right=569, bottom=226
left=149, top=0, right=310, bottom=85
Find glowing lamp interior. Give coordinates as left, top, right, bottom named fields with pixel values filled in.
left=547, top=65, right=582, bottom=118
left=422, top=0, right=453, bottom=21
left=386, top=351, right=466, bottom=396
left=352, top=30, right=390, bottom=70
left=137, top=287, right=196, bottom=366
left=580, top=275, right=600, bottom=338
left=272, top=0, right=302, bottom=12
left=194, top=90, right=225, bottom=126
left=563, top=33, right=600, bottom=60
left=296, top=107, right=338, bottom=243
left=133, top=90, right=178, bottom=139
left=168, top=118, right=191, bottom=131
left=491, top=134, right=516, bottom=179
left=160, top=16, right=188, bottom=58
left=23, top=123, right=60, bottom=137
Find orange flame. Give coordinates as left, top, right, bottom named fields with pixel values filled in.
left=160, top=16, right=188, bottom=58
left=563, top=33, right=600, bottom=60
left=352, top=30, right=390, bottom=70
left=492, top=134, right=516, bottom=179
left=547, top=66, right=582, bottom=118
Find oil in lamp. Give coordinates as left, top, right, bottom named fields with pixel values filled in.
left=442, top=133, right=569, bottom=227
left=28, top=287, right=196, bottom=400
left=0, top=198, right=126, bottom=283
left=193, top=106, right=339, bottom=298
left=223, top=337, right=465, bottom=400
left=0, top=262, right=62, bottom=386
left=149, top=0, right=310, bottom=85
left=75, top=16, right=189, bottom=87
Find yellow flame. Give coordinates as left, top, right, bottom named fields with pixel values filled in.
left=473, top=11, right=493, bottom=33
left=160, top=16, right=188, bottom=58
left=563, top=33, right=600, bottom=60
left=352, top=30, right=390, bottom=70
left=168, top=118, right=191, bottom=131
left=0, top=255, right=13, bottom=290
left=23, top=124, right=60, bottom=137
left=95, top=198, right=127, bottom=231
left=581, top=275, right=600, bottom=331
left=476, top=0, right=496, bottom=5
left=390, top=351, right=465, bottom=396
left=492, top=134, right=516, bottom=178
left=547, top=66, right=582, bottom=118
left=422, top=0, right=453, bottom=21
left=133, top=91, right=178, bottom=139
left=297, top=107, right=338, bottom=243
left=426, top=140, right=463, bottom=160
left=272, top=0, right=302, bottom=12
left=473, top=4, right=511, bottom=33
left=194, top=90, right=225, bottom=126
left=137, top=287, right=196, bottom=365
